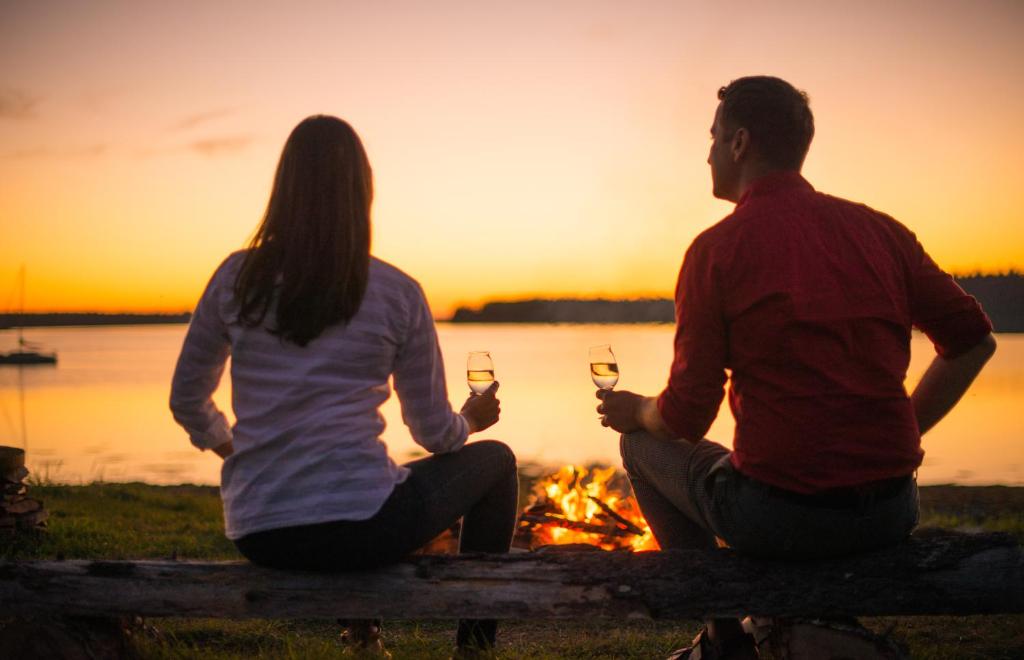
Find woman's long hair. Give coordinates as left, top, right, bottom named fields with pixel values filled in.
left=234, top=116, right=373, bottom=346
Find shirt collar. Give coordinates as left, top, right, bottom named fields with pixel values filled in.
left=737, top=171, right=814, bottom=207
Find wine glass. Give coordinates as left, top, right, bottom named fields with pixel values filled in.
left=589, top=344, right=619, bottom=390
left=467, top=351, right=495, bottom=394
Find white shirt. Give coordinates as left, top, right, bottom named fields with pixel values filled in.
left=170, top=252, right=468, bottom=539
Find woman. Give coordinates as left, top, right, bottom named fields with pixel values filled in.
left=170, top=115, right=518, bottom=656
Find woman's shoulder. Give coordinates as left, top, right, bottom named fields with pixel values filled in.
left=207, top=250, right=248, bottom=283
left=196, top=250, right=245, bottom=296
left=191, top=250, right=245, bottom=308
left=221, top=249, right=249, bottom=271
left=369, top=257, right=426, bottom=297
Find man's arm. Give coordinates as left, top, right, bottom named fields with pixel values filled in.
left=911, top=333, right=996, bottom=436
left=903, top=233, right=996, bottom=436
left=597, top=237, right=727, bottom=442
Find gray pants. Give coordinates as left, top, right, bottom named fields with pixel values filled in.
left=620, top=431, right=919, bottom=559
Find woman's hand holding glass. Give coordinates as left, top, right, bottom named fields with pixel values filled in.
left=461, top=381, right=501, bottom=433
left=463, top=351, right=500, bottom=433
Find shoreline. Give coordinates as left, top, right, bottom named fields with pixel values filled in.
left=0, top=312, right=191, bottom=329
left=5, top=317, right=1023, bottom=333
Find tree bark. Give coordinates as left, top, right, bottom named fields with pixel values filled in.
left=1, top=530, right=1020, bottom=621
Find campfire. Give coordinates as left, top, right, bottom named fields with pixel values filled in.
left=415, top=464, right=658, bottom=554
left=516, top=465, right=658, bottom=551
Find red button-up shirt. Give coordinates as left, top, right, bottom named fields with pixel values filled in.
left=657, top=172, right=992, bottom=493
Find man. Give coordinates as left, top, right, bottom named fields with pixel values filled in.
left=597, top=76, right=996, bottom=659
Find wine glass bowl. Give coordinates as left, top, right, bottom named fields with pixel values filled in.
left=467, top=351, right=495, bottom=394
left=589, top=344, right=619, bottom=390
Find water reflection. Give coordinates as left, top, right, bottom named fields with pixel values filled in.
left=1, top=325, right=1021, bottom=486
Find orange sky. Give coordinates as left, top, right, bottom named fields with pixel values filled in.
left=1, top=0, right=1022, bottom=316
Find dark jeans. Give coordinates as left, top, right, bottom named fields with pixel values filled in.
left=234, top=439, right=519, bottom=648
left=620, top=431, right=919, bottom=559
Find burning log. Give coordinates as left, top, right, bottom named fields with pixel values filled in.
left=587, top=495, right=646, bottom=537
left=519, top=512, right=635, bottom=538
left=516, top=465, right=657, bottom=551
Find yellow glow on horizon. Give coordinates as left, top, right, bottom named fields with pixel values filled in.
left=2, top=1, right=1022, bottom=317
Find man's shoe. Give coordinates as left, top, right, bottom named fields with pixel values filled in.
left=339, top=619, right=392, bottom=658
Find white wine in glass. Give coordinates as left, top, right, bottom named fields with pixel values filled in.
left=467, top=351, right=495, bottom=394
left=589, top=344, right=619, bottom=390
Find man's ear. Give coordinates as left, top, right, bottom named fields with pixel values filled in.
left=730, top=127, right=749, bottom=162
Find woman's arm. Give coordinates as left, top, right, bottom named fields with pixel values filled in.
left=211, top=441, right=234, bottom=458
left=169, top=267, right=233, bottom=453
left=392, top=286, right=471, bottom=454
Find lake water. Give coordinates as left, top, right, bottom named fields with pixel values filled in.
left=1, top=324, right=1021, bottom=486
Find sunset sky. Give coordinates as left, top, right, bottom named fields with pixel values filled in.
left=2, top=0, right=1022, bottom=317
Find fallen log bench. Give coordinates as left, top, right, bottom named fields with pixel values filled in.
left=1, top=529, right=1021, bottom=621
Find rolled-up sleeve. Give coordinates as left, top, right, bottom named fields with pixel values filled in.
left=169, top=264, right=232, bottom=451
left=657, top=239, right=728, bottom=441
left=392, top=285, right=468, bottom=454
left=909, top=241, right=992, bottom=358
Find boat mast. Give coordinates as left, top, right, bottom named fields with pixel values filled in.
left=17, top=264, right=25, bottom=349
left=18, top=364, right=28, bottom=450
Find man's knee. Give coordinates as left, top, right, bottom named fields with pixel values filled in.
left=619, top=431, right=654, bottom=475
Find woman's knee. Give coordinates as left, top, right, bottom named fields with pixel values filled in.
left=466, top=439, right=517, bottom=472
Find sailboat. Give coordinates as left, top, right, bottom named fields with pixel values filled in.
left=0, top=266, right=57, bottom=366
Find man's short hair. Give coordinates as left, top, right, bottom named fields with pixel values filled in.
left=717, top=76, right=814, bottom=170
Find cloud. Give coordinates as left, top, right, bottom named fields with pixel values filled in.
left=5, top=144, right=107, bottom=159
left=0, top=88, right=40, bottom=120
left=71, top=144, right=107, bottom=158
left=189, top=135, right=253, bottom=156
left=77, top=87, right=129, bottom=113
left=131, top=134, right=255, bottom=159
left=5, top=147, right=48, bottom=159
left=167, top=108, right=234, bottom=132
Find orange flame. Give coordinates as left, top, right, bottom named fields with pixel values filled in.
left=521, top=465, right=659, bottom=551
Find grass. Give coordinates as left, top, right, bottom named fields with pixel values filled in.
left=1, top=483, right=237, bottom=560
left=133, top=619, right=699, bottom=659
left=2, top=481, right=1023, bottom=658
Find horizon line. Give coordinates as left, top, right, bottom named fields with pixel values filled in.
left=4, top=270, right=1021, bottom=317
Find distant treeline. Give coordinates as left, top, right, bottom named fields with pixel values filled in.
left=0, top=313, right=191, bottom=329
left=3, top=273, right=1020, bottom=331
left=451, top=299, right=674, bottom=324
left=957, top=273, right=1024, bottom=333
left=450, top=273, right=1024, bottom=332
